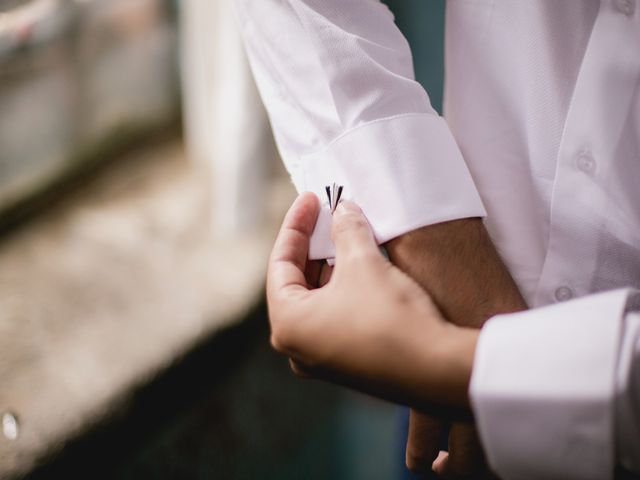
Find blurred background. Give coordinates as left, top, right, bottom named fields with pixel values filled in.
left=0, top=1, right=444, bottom=479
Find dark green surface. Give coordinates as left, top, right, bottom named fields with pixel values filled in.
left=385, top=0, right=446, bottom=113
left=28, top=307, right=399, bottom=480
left=113, top=333, right=398, bottom=480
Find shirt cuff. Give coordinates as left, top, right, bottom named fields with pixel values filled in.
left=469, top=289, right=637, bottom=480
left=286, top=113, right=486, bottom=260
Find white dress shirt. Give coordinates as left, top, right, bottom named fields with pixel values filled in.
left=236, top=0, right=640, bottom=478
left=471, top=290, right=640, bottom=479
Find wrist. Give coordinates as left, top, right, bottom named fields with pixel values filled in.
left=411, top=322, right=479, bottom=410
left=385, top=219, right=527, bottom=327
left=437, top=324, right=479, bottom=408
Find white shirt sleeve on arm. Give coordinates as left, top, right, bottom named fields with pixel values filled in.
left=469, top=288, right=640, bottom=480
left=235, top=0, right=486, bottom=259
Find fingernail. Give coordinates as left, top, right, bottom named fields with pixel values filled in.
left=336, top=201, right=360, bottom=215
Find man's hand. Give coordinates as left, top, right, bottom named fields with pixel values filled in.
left=386, top=219, right=527, bottom=478
left=267, top=193, right=478, bottom=411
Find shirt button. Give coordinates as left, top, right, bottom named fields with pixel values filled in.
left=554, top=286, right=574, bottom=302
left=615, top=0, right=636, bottom=16
left=576, top=150, right=596, bottom=174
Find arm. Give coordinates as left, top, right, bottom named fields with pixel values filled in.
left=268, top=196, right=640, bottom=480
left=471, top=290, right=640, bottom=480
left=236, top=2, right=524, bottom=476
left=235, top=0, right=485, bottom=259
left=386, top=219, right=526, bottom=477
left=386, top=219, right=527, bottom=328
left=267, top=194, right=478, bottom=412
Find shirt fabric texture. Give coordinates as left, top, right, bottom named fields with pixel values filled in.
left=236, top=0, right=640, bottom=478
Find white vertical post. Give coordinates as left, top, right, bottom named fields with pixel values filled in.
left=181, top=0, right=271, bottom=235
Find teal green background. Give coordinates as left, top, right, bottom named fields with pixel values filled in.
left=385, top=0, right=446, bottom=113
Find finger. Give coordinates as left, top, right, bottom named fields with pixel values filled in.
left=289, top=358, right=314, bottom=379
left=433, top=452, right=494, bottom=480
left=447, top=422, right=487, bottom=476
left=432, top=451, right=449, bottom=477
left=268, top=192, right=320, bottom=299
left=304, top=260, right=334, bottom=289
left=405, top=411, right=444, bottom=474
left=304, top=259, right=323, bottom=288
left=318, top=262, right=333, bottom=287
left=433, top=423, right=489, bottom=479
left=331, top=201, right=378, bottom=262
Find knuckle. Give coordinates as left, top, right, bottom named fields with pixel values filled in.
left=290, top=363, right=304, bottom=377
left=289, top=360, right=311, bottom=378
left=405, top=451, right=432, bottom=474
left=344, top=244, right=380, bottom=264
left=345, top=248, right=370, bottom=264
left=269, top=305, right=300, bottom=354
left=333, top=212, right=367, bottom=236
left=269, top=332, right=283, bottom=351
left=269, top=326, right=292, bottom=354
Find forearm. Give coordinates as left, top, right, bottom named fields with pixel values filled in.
left=425, top=324, right=479, bottom=409
left=238, top=0, right=485, bottom=261
left=334, top=322, right=479, bottom=419
left=386, top=218, right=527, bottom=327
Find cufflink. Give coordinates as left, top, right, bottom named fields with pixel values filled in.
left=324, top=183, right=344, bottom=214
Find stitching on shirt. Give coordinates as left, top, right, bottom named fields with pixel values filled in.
left=297, top=112, right=441, bottom=162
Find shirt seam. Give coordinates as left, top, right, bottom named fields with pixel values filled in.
left=291, top=112, right=443, bottom=168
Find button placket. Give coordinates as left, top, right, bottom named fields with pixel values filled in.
left=534, top=3, right=640, bottom=307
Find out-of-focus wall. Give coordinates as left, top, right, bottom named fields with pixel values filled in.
left=0, top=0, right=179, bottom=220
left=181, top=0, right=275, bottom=235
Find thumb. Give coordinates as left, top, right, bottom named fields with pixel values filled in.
left=331, top=201, right=379, bottom=261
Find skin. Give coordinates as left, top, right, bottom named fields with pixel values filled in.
left=302, top=199, right=527, bottom=478
left=386, top=219, right=527, bottom=478
left=266, top=192, right=479, bottom=428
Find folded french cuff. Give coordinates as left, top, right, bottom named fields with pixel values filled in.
left=288, top=113, right=486, bottom=260
left=470, top=289, right=639, bottom=480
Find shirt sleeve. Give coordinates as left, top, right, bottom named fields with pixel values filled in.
left=469, top=289, right=640, bottom=480
left=235, top=0, right=486, bottom=260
